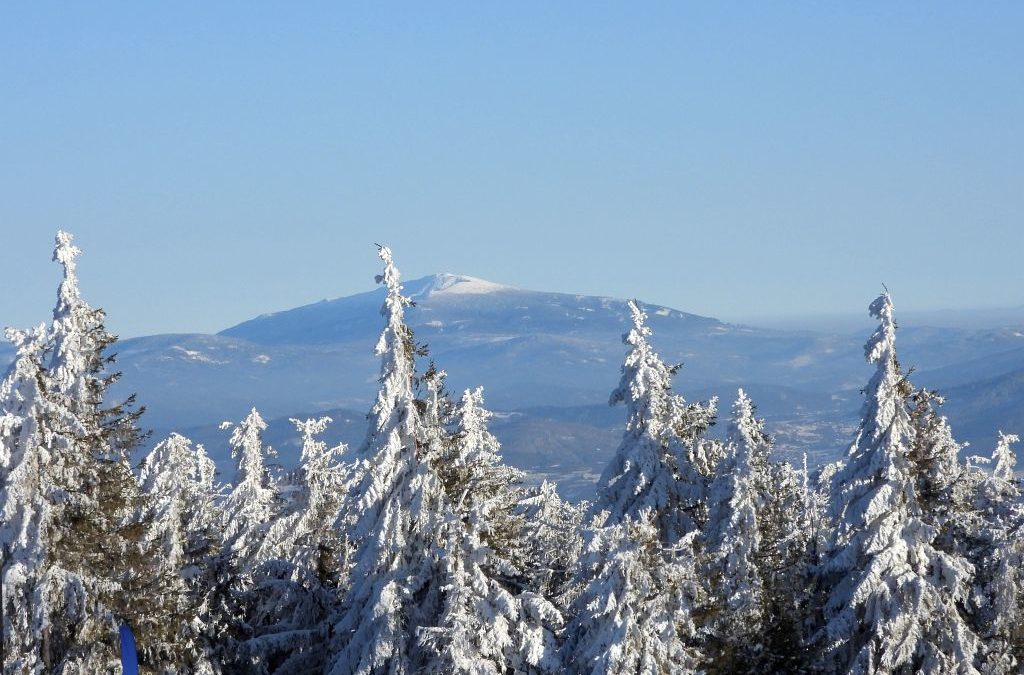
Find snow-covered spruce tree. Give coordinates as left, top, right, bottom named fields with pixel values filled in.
left=421, top=493, right=563, bottom=675
left=218, top=407, right=293, bottom=672
left=239, top=416, right=348, bottom=674
left=818, top=291, right=981, bottom=674
left=437, top=384, right=528, bottom=566
left=189, top=441, right=238, bottom=670
left=331, top=247, right=564, bottom=674
left=0, top=326, right=50, bottom=673
left=966, top=433, right=1024, bottom=672
left=419, top=508, right=519, bottom=675
left=437, top=380, right=559, bottom=594
left=565, top=299, right=713, bottom=672
left=181, top=439, right=236, bottom=671
left=594, top=299, right=716, bottom=545
left=514, top=480, right=585, bottom=602
left=562, top=513, right=702, bottom=674
left=422, top=378, right=563, bottom=674
left=45, top=231, right=169, bottom=673
left=702, top=389, right=813, bottom=673
left=904, top=388, right=1015, bottom=670
left=908, top=389, right=966, bottom=526
left=138, top=433, right=227, bottom=674
left=759, top=455, right=815, bottom=672
left=702, top=389, right=766, bottom=670
left=327, top=245, right=452, bottom=675
left=0, top=231, right=164, bottom=672
left=286, top=416, right=348, bottom=589
left=221, top=407, right=279, bottom=575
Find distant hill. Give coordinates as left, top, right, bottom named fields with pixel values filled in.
left=6, top=273, right=1024, bottom=500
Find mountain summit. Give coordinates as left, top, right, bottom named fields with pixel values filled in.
left=219, top=273, right=718, bottom=347
left=411, top=272, right=514, bottom=296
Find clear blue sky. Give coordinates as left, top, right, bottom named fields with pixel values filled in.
left=2, top=3, right=1021, bottom=337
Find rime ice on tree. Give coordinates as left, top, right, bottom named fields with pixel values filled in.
left=820, top=292, right=981, bottom=674
left=703, top=391, right=766, bottom=656
left=222, top=407, right=279, bottom=574
left=425, top=384, right=563, bottom=674
left=138, top=433, right=225, bottom=673
left=0, top=326, right=50, bottom=674
left=2, top=232, right=155, bottom=673
left=327, top=246, right=451, bottom=675
left=594, top=300, right=714, bottom=545
left=562, top=515, right=701, bottom=674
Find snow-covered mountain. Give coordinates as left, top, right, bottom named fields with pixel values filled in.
left=58, top=273, right=1024, bottom=499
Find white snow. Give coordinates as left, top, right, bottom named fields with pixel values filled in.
left=427, top=273, right=512, bottom=295
left=171, top=346, right=226, bottom=365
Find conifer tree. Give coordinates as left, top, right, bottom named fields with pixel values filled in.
left=2, top=231, right=161, bottom=672
left=819, top=292, right=980, bottom=674
left=595, top=300, right=715, bottom=545
left=420, top=509, right=520, bottom=675
left=184, top=440, right=235, bottom=671
left=0, top=326, right=50, bottom=673
left=329, top=247, right=566, bottom=674
left=703, top=390, right=813, bottom=672
left=759, top=456, right=814, bottom=672
left=566, top=299, right=714, bottom=673
left=703, top=390, right=766, bottom=670
left=288, top=416, right=348, bottom=585
left=562, top=514, right=701, bottom=674
left=424, top=380, right=563, bottom=674
left=436, top=383, right=535, bottom=578
left=221, top=407, right=278, bottom=575
left=967, top=433, right=1024, bottom=672
left=327, top=245, right=451, bottom=675
left=909, top=389, right=965, bottom=525
left=138, top=433, right=226, bottom=673
left=422, top=496, right=564, bottom=675
left=240, top=417, right=347, bottom=674
left=217, top=406, right=299, bottom=672
left=515, top=480, right=585, bottom=601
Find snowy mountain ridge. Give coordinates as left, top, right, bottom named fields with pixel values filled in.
left=219, top=272, right=718, bottom=346
left=5, top=272, right=1023, bottom=500
left=420, top=272, right=514, bottom=295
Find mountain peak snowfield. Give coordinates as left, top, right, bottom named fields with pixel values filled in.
left=417, top=272, right=514, bottom=296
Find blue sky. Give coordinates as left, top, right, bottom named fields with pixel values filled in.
left=1, top=3, right=1021, bottom=337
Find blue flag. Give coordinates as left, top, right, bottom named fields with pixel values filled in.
left=119, top=624, right=139, bottom=675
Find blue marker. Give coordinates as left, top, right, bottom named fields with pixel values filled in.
left=119, top=624, right=139, bottom=675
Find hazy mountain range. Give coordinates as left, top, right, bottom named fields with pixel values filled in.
left=6, top=274, right=1023, bottom=500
